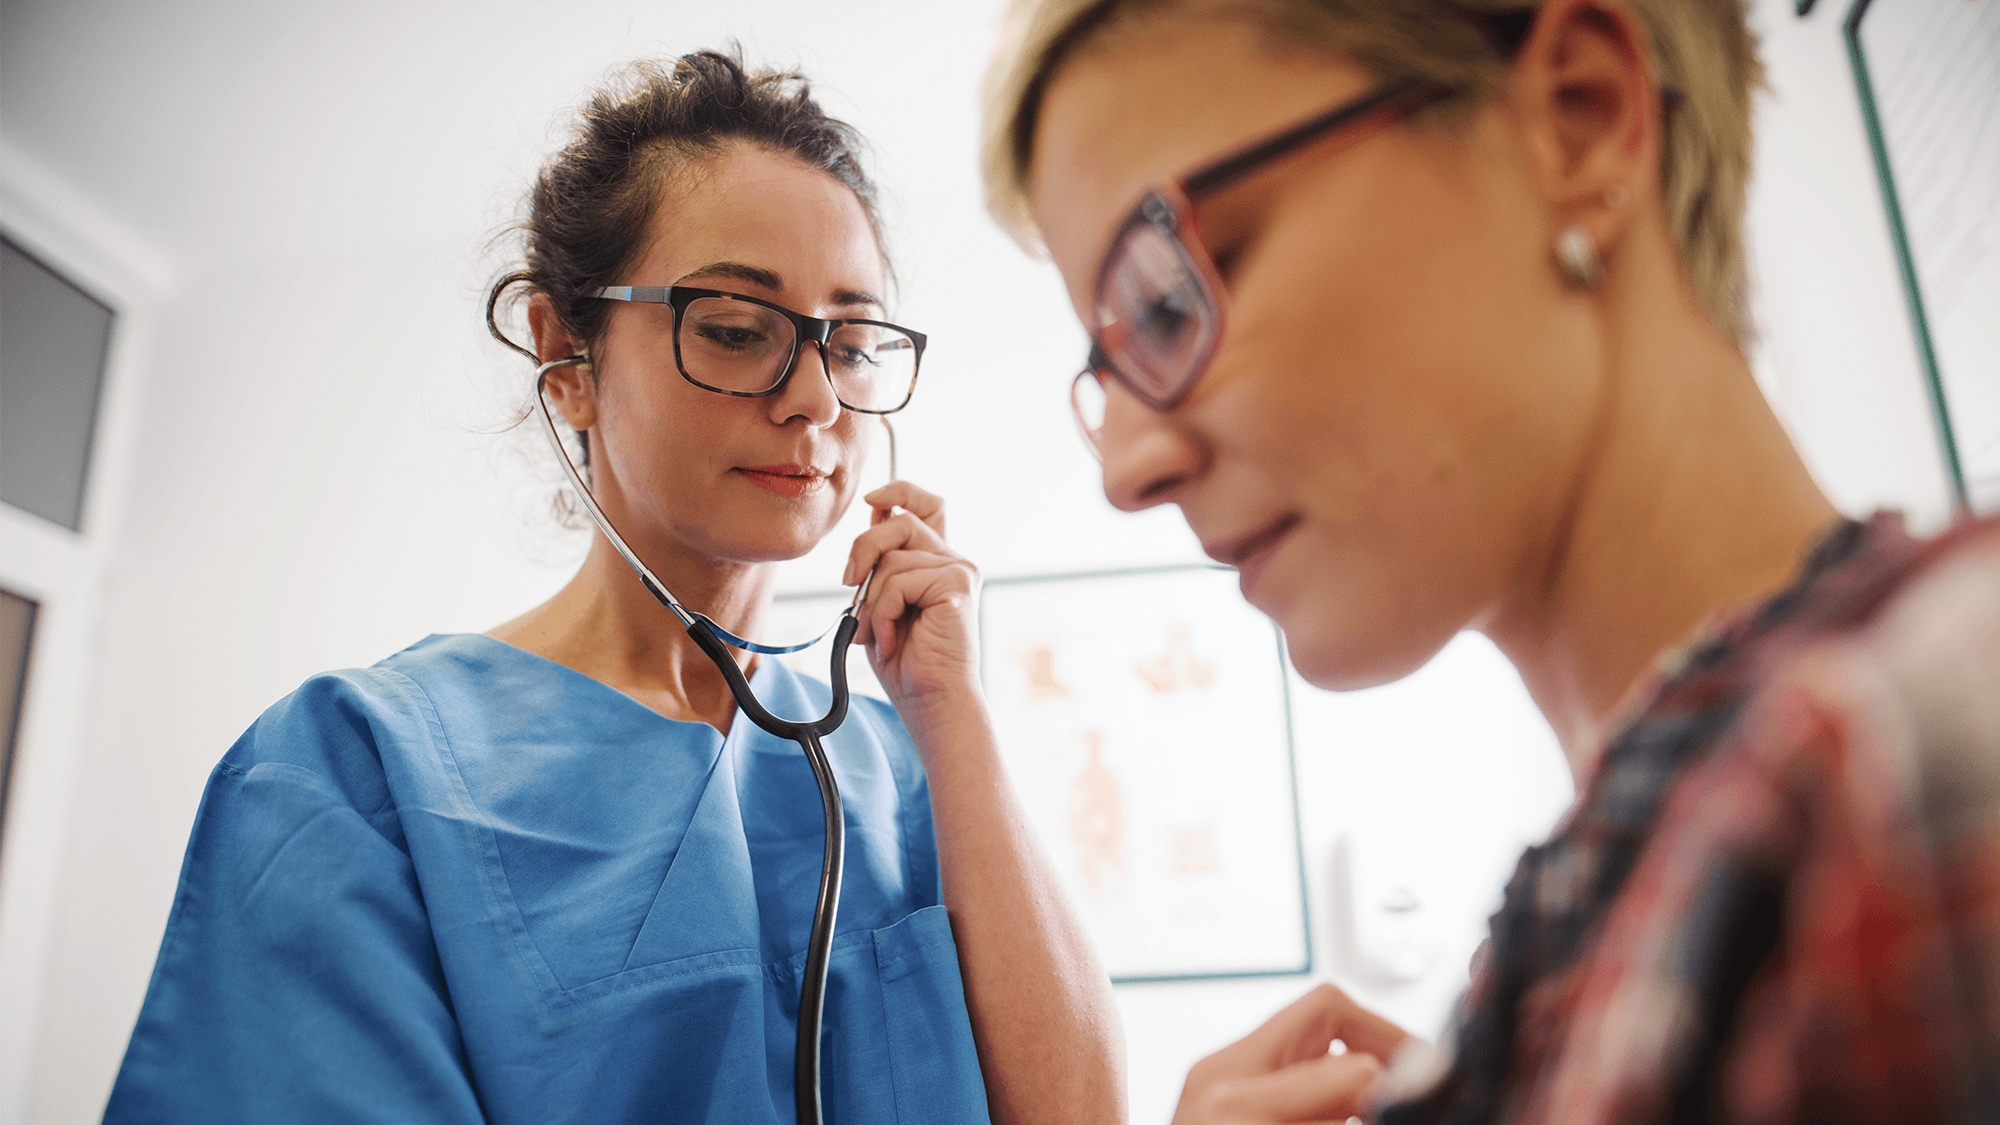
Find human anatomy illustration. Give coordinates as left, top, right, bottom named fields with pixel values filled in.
left=1135, top=624, right=1216, bottom=694
left=1068, top=731, right=1127, bottom=899
left=981, top=567, right=1309, bottom=981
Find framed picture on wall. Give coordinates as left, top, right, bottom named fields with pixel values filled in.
left=980, top=565, right=1311, bottom=983
left=1846, top=0, right=2000, bottom=512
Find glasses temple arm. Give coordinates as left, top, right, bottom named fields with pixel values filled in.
left=1181, top=78, right=1445, bottom=198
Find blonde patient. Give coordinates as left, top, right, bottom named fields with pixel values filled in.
left=985, top=0, right=2000, bottom=1122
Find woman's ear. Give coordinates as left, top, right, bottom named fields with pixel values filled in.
left=528, top=292, right=599, bottom=431
left=1509, top=0, right=1660, bottom=257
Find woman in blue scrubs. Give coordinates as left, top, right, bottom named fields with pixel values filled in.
left=105, top=50, right=1123, bottom=1124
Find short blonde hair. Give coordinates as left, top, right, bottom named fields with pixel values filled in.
left=981, top=0, right=1763, bottom=343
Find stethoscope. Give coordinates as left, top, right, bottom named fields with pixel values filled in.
left=535, top=354, right=889, bottom=1125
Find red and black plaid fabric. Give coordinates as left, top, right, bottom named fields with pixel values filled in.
left=1379, top=511, right=2000, bottom=1125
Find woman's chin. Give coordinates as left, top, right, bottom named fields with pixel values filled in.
left=709, top=512, right=845, bottom=564
left=1280, top=612, right=1453, bottom=693
left=733, top=538, right=827, bottom=566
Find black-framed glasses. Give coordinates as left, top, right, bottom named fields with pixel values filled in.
left=594, top=285, right=927, bottom=414
left=1071, top=78, right=1454, bottom=454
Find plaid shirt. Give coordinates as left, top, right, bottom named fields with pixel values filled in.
left=1379, top=511, right=2000, bottom=1125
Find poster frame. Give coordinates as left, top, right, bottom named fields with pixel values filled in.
left=978, top=563, right=1315, bottom=985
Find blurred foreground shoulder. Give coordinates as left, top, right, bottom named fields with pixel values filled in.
left=1380, top=513, right=2000, bottom=1125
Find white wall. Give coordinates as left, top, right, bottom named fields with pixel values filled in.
left=1745, top=1, right=1957, bottom=527
left=0, top=0, right=1961, bottom=1122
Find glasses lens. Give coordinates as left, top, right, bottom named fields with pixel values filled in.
left=1071, top=368, right=1106, bottom=457
left=1095, top=218, right=1218, bottom=404
left=824, top=323, right=919, bottom=412
left=679, top=297, right=797, bottom=392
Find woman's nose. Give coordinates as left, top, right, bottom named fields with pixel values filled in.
left=1098, top=384, right=1200, bottom=512
left=769, top=341, right=844, bottom=427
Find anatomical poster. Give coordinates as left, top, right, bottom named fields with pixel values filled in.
left=980, top=566, right=1310, bottom=982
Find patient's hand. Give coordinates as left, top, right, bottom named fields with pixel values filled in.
left=843, top=480, right=981, bottom=717
left=1174, top=984, right=1411, bottom=1125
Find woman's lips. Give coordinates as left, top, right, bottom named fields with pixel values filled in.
left=736, top=463, right=829, bottom=498
left=1223, top=514, right=1301, bottom=593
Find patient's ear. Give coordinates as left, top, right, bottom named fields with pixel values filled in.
left=1508, top=0, right=1661, bottom=252
left=528, top=293, right=598, bottom=432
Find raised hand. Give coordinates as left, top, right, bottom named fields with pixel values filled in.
left=842, top=480, right=981, bottom=713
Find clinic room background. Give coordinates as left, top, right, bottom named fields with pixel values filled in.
left=0, top=0, right=1981, bottom=1122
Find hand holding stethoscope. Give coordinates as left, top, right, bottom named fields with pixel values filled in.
left=844, top=479, right=982, bottom=712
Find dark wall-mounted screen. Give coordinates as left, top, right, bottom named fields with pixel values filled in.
left=1, top=235, right=115, bottom=531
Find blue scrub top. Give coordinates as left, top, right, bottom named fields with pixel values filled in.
left=105, top=634, right=991, bottom=1124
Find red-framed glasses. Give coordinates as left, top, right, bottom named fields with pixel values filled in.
left=1071, top=78, right=1455, bottom=454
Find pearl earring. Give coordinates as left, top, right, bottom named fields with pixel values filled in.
left=1554, top=226, right=1601, bottom=288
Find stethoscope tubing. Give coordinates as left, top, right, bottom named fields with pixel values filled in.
left=686, top=614, right=853, bottom=1125
left=533, top=354, right=864, bottom=1125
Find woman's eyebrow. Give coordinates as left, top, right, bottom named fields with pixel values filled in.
left=829, top=287, right=885, bottom=311
left=675, top=260, right=784, bottom=290
left=674, top=260, right=883, bottom=312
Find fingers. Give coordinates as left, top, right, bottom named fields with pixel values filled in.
left=845, top=507, right=952, bottom=587
left=1175, top=1051, right=1383, bottom=1125
left=1171, top=989, right=1406, bottom=1125
left=852, top=548, right=953, bottom=648
left=860, top=553, right=975, bottom=662
left=1211, top=985, right=1411, bottom=1079
left=864, top=480, right=945, bottom=536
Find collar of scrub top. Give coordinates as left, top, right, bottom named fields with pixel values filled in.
left=533, top=353, right=893, bottom=656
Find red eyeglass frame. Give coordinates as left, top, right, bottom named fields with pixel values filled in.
left=1072, top=78, right=1458, bottom=451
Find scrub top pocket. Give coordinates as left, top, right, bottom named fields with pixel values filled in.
left=753, top=905, right=989, bottom=1124
left=872, top=905, right=991, bottom=1122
